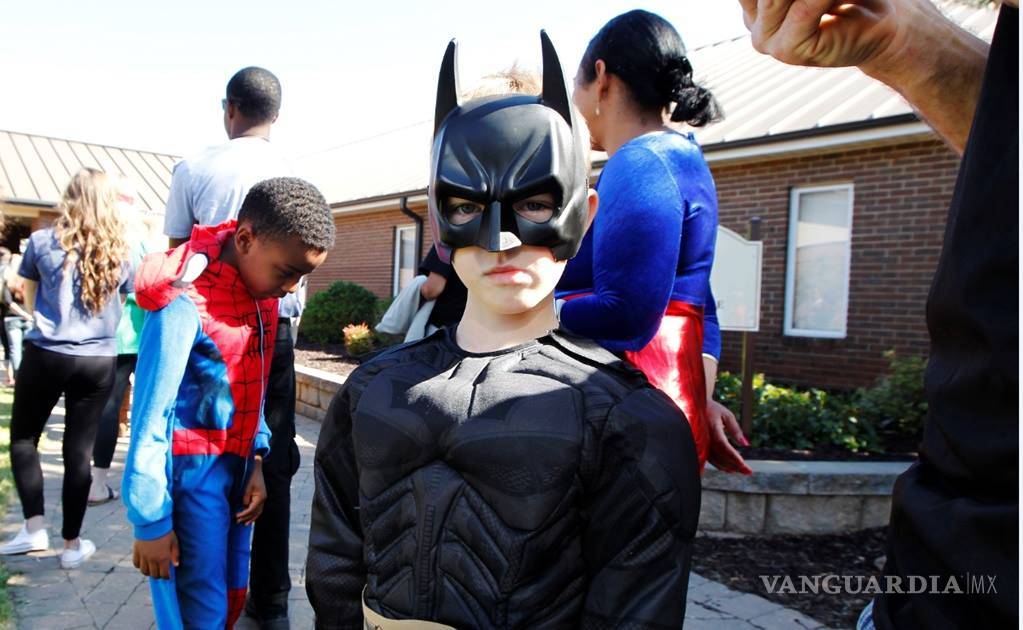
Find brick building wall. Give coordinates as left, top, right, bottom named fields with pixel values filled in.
left=309, top=200, right=430, bottom=299
left=316, top=137, right=960, bottom=390
left=714, top=139, right=959, bottom=388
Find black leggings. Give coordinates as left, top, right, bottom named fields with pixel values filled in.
left=0, top=305, right=10, bottom=362
left=10, top=342, right=115, bottom=540
left=92, top=354, right=137, bottom=469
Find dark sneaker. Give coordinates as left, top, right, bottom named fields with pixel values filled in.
left=244, top=595, right=290, bottom=630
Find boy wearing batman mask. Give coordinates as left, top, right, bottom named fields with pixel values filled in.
left=306, top=32, right=700, bottom=629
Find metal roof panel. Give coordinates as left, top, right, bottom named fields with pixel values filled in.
left=0, top=131, right=178, bottom=214
left=0, top=132, right=34, bottom=199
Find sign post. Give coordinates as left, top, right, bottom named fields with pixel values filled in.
left=710, top=220, right=763, bottom=438
left=739, top=217, right=762, bottom=436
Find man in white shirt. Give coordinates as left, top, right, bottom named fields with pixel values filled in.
left=165, top=68, right=292, bottom=244
left=163, top=66, right=301, bottom=630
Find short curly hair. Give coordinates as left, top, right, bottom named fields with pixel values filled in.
left=226, top=66, right=281, bottom=123
left=238, top=177, right=336, bottom=251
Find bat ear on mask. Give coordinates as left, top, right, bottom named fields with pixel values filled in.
left=435, top=39, right=460, bottom=135
left=540, top=30, right=573, bottom=129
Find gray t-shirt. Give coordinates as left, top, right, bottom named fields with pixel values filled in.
left=19, top=228, right=133, bottom=357
left=163, top=136, right=303, bottom=318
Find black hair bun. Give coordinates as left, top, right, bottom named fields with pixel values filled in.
left=658, top=56, right=693, bottom=104
left=670, top=84, right=721, bottom=126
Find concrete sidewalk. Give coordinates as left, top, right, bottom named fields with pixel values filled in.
left=1, top=410, right=833, bottom=629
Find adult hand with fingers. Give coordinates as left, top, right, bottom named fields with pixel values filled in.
left=706, top=399, right=753, bottom=475
left=737, top=0, right=903, bottom=69
left=736, top=0, right=994, bottom=153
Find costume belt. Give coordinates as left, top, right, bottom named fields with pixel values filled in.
left=362, top=589, right=456, bottom=630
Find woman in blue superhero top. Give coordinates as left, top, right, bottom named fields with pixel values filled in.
left=558, top=9, right=751, bottom=474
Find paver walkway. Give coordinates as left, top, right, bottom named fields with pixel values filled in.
left=2, top=406, right=833, bottom=629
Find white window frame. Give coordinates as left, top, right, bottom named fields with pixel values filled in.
left=392, top=224, right=417, bottom=297
left=783, top=183, right=854, bottom=339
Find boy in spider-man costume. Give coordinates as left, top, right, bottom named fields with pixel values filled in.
left=123, top=177, right=335, bottom=629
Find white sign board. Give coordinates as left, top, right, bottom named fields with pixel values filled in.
left=710, top=226, right=762, bottom=332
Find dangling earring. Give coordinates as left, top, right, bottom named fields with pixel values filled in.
left=595, top=104, right=601, bottom=117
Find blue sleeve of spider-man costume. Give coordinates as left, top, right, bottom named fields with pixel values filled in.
left=559, top=145, right=683, bottom=353
left=255, top=416, right=270, bottom=456
left=122, top=295, right=201, bottom=541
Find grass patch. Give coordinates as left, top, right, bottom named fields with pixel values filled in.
left=0, top=386, right=16, bottom=627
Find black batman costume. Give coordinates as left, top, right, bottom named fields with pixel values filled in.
left=306, top=33, right=700, bottom=629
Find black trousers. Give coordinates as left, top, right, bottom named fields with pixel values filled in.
left=249, top=319, right=300, bottom=610
left=92, top=354, right=137, bottom=469
left=10, top=342, right=115, bottom=540
left=0, top=305, right=10, bottom=362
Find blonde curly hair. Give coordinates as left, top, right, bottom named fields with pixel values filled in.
left=54, top=168, right=129, bottom=315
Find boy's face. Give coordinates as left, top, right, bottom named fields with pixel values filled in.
left=450, top=188, right=598, bottom=316
left=452, top=244, right=566, bottom=316
left=234, top=226, right=327, bottom=300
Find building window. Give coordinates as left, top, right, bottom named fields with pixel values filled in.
left=784, top=184, right=854, bottom=338
left=393, top=225, right=417, bottom=297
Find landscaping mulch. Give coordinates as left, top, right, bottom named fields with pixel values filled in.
left=693, top=527, right=888, bottom=629
left=294, top=340, right=360, bottom=379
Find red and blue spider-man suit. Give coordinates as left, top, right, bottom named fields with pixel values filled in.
left=122, top=220, right=277, bottom=629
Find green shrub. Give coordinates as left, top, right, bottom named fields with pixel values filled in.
left=367, top=296, right=411, bottom=348
left=715, top=371, right=880, bottom=453
left=343, top=323, right=374, bottom=356
left=374, top=296, right=395, bottom=323
left=300, top=281, right=379, bottom=344
left=850, top=351, right=927, bottom=439
left=714, top=351, right=926, bottom=454
left=754, top=383, right=879, bottom=453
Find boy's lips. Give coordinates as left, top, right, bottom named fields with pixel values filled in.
left=484, top=265, right=533, bottom=285
left=485, top=265, right=525, bottom=275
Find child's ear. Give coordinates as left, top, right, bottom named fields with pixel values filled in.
left=584, top=189, right=598, bottom=231
left=234, top=223, right=255, bottom=255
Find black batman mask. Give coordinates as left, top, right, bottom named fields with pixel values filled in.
left=428, top=31, right=590, bottom=263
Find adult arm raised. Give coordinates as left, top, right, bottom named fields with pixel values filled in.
left=737, top=0, right=1004, bottom=154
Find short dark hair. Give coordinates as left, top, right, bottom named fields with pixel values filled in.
left=580, top=10, right=722, bottom=127
left=238, top=177, right=336, bottom=251
left=226, top=66, right=282, bottom=123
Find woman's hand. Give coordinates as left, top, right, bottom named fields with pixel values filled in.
left=706, top=399, right=753, bottom=475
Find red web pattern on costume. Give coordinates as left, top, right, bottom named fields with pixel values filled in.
left=170, top=262, right=277, bottom=458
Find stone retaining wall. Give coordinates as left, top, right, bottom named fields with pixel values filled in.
left=700, top=460, right=913, bottom=535
left=296, top=365, right=346, bottom=422
left=295, top=364, right=913, bottom=536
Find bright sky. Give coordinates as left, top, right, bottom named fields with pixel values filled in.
left=0, top=1, right=747, bottom=160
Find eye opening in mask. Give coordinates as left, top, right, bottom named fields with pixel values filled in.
left=444, top=197, right=486, bottom=226
left=510, top=192, right=557, bottom=224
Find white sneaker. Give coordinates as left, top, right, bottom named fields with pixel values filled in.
left=60, top=539, right=95, bottom=569
left=0, top=525, right=49, bottom=555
